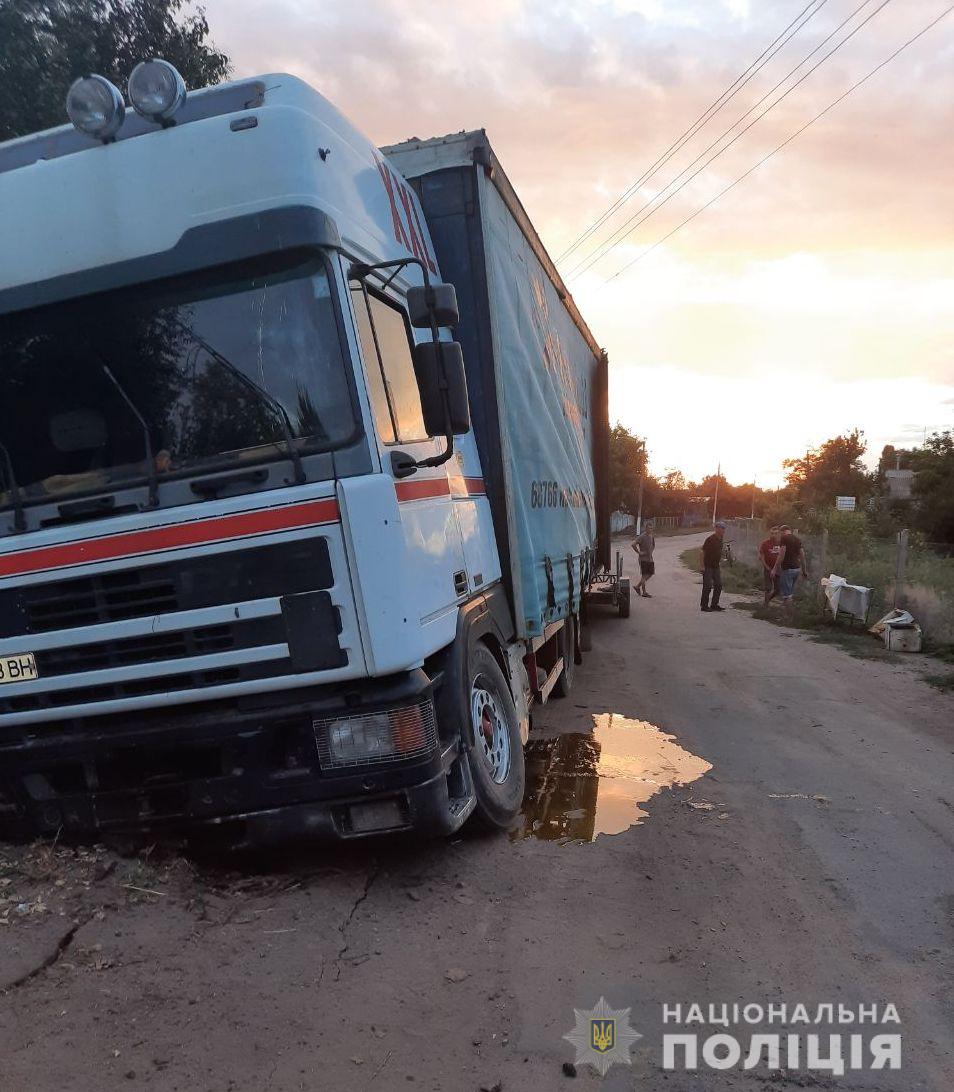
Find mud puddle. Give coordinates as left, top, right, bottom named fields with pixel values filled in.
left=515, top=713, right=711, bottom=842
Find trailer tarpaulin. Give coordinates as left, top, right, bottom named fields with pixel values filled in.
left=382, top=130, right=607, bottom=640
left=479, top=174, right=599, bottom=637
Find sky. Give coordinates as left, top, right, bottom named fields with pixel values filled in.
left=202, top=0, right=954, bottom=487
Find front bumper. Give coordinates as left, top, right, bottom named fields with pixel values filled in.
left=0, top=669, right=465, bottom=843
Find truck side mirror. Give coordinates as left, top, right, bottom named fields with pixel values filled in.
left=413, top=341, right=471, bottom=436
left=407, top=283, right=459, bottom=329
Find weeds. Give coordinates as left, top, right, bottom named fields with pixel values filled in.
left=680, top=550, right=905, bottom=662
left=924, top=673, right=954, bottom=691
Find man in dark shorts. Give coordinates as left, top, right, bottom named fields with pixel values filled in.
left=758, top=525, right=783, bottom=607
left=700, top=521, right=726, bottom=612
left=633, top=520, right=656, bottom=597
left=778, top=525, right=808, bottom=621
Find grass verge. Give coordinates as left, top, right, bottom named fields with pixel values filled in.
left=924, top=672, right=954, bottom=692
left=679, top=548, right=903, bottom=662
left=654, top=525, right=710, bottom=538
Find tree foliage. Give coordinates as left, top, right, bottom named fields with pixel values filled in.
left=0, top=0, right=230, bottom=142
left=911, top=431, right=954, bottom=542
left=783, top=429, right=870, bottom=510
left=608, top=423, right=647, bottom=513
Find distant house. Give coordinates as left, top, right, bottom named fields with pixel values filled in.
left=885, top=468, right=916, bottom=500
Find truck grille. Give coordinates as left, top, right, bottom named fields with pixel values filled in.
left=32, top=620, right=278, bottom=676
left=0, top=536, right=345, bottom=718
left=0, top=537, right=334, bottom=638
left=24, top=573, right=178, bottom=632
left=0, top=657, right=285, bottom=715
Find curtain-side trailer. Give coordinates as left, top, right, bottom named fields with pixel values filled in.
left=384, top=130, right=615, bottom=658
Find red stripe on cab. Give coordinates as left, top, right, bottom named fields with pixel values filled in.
left=394, top=479, right=452, bottom=502
left=0, top=498, right=340, bottom=580
left=394, top=477, right=487, bottom=502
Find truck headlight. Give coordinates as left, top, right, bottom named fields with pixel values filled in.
left=329, top=714, right=393, bottom=765
left=66, top=75, right=126, bottom=140
left=128, top=59, right=187, bottom=123
left=315, top=702, right=437, bottom=769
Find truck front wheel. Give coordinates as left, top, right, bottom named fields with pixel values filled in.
left=467, top=644, right=526, bottom=829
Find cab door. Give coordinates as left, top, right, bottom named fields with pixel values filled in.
left=348, top=279, right=468, bottom=643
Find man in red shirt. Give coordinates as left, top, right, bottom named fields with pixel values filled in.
left=758, top=525, right=783, bottom=607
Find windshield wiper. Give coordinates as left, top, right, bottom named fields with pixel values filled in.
left=172, top=322, right=306, bottom=487
left=72, top=334, right=161, bottom=511
left=98, top=362, right=160, bottom=509
left=0, top=441, right=26, bottom=533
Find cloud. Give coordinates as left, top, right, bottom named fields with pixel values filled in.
left=199, top=0, right=954, bottom=481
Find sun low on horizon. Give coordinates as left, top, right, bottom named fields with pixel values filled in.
left=205, top=0, right=954, bottom=488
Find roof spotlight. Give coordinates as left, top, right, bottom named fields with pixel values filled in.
left=128, top=59, right=187, bottom=124
left=66, top=75, right=126, bottom=141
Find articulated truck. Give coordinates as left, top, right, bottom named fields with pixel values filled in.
left=0, top=65, right=621, bottom=844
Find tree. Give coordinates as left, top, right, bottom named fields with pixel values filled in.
left=608, top=423, right=648, bottom=513
left=783, top=430, right=870, bottom=511
left=911, top=431, right=954, bottom=542
left=660, top=468, right=686, bottom=494
left=0, top=0, right=230, bottom=143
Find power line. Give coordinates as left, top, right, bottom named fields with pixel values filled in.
left=556, top=0, right=829, bottom=264
left=608, top=4, right=954, bottom=281
left=567, top=0, right=890, bottom=279
left=569, top=0, right=886, bottom=277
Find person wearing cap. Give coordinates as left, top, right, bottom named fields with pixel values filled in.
left=701, top=521, right=727, bottom=612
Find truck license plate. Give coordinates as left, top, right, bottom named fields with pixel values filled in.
left=0, top=653, right=39, bottom=684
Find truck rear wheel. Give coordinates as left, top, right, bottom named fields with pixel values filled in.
left=467, top=644, right=525, bottom=829
left=552, top=614, right=576, bottom=698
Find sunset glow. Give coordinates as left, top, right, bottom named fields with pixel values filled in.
left=204, top=0, right=954, bottom=484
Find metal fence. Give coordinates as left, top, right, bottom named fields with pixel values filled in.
left=611, top=513, right=697, bottom=534
left=724, top=519, right=954, bottom=644
left=611, top=511, right=635, bottom=534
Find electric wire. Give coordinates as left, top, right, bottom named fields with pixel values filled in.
left=556, top=0, right=830, bottom=263
left=567, top=0, right=892, bottom=279
left=607, top=4, right=954, bottom=280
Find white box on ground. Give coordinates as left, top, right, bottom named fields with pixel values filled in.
left=885, top=627, right=922, bottom=652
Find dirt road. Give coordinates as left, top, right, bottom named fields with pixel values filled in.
left=2, top=533, right=953, bottom=1090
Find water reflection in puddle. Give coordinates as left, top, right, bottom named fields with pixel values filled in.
left=515, top=713, right=712, bottom=843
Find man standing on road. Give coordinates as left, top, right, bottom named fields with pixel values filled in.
left=701, top=521, right=726, bottom=613
left=633, top=520, right=656, bottom=598
left=778, top=525, right=809, bottom=622
left=759, top=525, right=783, bottom=607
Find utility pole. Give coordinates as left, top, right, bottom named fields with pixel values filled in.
left=636, top=473, right=645, bottom=534
left=711, top=461, right=721, bottom=526
left=750, top=475, right=756, bottom=520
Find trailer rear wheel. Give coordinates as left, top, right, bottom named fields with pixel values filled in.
left=618, top=578, right=631, bottom=618
left=552, top=614, right=577, bottom=698
left=466, top=644, right=525, bottom=829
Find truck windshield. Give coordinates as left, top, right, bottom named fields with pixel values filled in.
left=0, top=251, right=357, bottom=510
